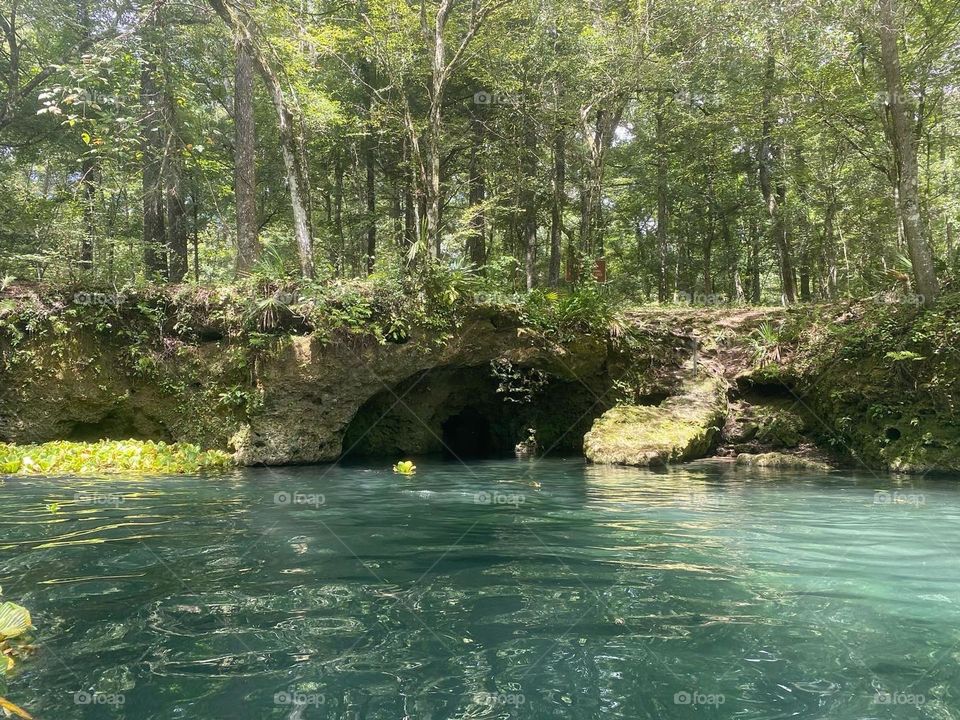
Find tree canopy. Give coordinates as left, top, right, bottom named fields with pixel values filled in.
left=0, top=0, right=957, bottom=306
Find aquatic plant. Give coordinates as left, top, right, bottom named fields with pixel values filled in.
left=0, top=440, right=233, bottom=475
left=393, top=460, right=416, bottom=475
left=0, top=587, right=35, bottom=716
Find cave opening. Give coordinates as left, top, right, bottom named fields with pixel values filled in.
left=441, top=406, right=495, bottom=459
left=339, top=366, right=609, bottom=461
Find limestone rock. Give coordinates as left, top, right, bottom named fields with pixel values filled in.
left=584, top=376, right=728, bottom=467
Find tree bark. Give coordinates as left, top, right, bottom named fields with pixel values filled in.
left=548, top=126, right=564, bottom=286
left=878, top=0, right=939, bottom=306
left=80, top=154, right=96, bottom=270
left=758, top=48, right=796, bottom=303
left=365, top=138, right=376, bottom=275
left=208, top=0, right=314, bottom=278
left=521, top=118, right=537, bottom=290
left=334, top=151, right=344, bottom=273
left=165, top=89, right=188, bottom=283
left=140, top=31, right=167, bottom=280
left=467, top=113, right=486, bottom=268
left=233, top=28, right=259, bottom=275
left=655, top=92, right=669, bottom=303
left=823, top=188, right=838, bottom=299
left=749, top=215, right=761, bottom=303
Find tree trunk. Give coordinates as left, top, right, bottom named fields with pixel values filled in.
left=78, top=0, right=95, bottom=271
left=208, top=0, right=314, bottom=278
left=467, top=113, right=486, bottom=268
left=759, top=50, right=796, bottom=304
left=334, top=152, right=344, bottom=273
left=192, top=181, right=201, bottom=281
left=80, top=154, right=96, bottom=270
left=165, top=89, right=188, bottom=283
left=655, top=92, right=669, bottom=303
left=878, top=0, right=939, bottom=306
left=234, top=30, right=259, bottom=275
left=362, top=58, right=376, bottom=275
left=140, top=36, right=167, bottom=280
left=749, top=215, right=761, bottom=303
left=549, top=126, right=564, bottom=286
left=823, top=189, right=838, bottom=299
left=521, top=119, right=537, bottom=290
left=365, top=139, right=376, bottom=275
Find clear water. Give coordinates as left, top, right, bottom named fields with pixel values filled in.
left=1, top=458, right=959, bottom=719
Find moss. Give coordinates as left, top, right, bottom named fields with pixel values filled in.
left=751, top=401, right=807, bottom=448
left=779, top=294, right=960, bottom=473
left=584, top=376, right=727, bottom=467
left=0, top=440, right=233, bottom=475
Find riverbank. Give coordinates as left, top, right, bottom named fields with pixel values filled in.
left=0, top=282, right=957, bottom=475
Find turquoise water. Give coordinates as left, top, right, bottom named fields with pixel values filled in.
left=1, top=458, right=959, bottom=719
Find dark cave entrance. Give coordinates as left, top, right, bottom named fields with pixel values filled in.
left=441, top=406, right=494, bottom=458
left=339, top=365, right=609, bottom=461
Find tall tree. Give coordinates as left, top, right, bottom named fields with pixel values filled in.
left=233, top=20, right=259, bottom=275
left=208, top=0, right=314, bottom=279
left=878, top=0, right=939, bottom=306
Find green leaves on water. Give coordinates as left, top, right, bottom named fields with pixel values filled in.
left=393, top=460, right=416, bottom=475
left=0, top=440, right=233, bottom=475
left=0, top=602, right=31, bottom=641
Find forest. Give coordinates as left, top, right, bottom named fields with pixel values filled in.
left=4, top=3, right=960, bottom=719
left=0, top=0, right=956, bottom=307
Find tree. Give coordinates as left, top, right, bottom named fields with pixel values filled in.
left=878, top=0, right=939, bottom=306
left=208, top=0, right=314, bottom=279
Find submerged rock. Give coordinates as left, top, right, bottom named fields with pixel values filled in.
left=583, top=376, right=728, bottom=467
left=734, top=452, right=831, bottom=472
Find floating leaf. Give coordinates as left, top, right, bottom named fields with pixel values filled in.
left=0, top=695, right=34, bottom=719
left=393, top=460, right=416, bottom=475
left=0, top=603, right=32, bottom=640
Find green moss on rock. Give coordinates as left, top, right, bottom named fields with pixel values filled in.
left=584, top=376, right=728, bottom=467
left=734, top=452, right=831, bottom=472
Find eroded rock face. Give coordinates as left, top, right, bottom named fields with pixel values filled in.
left=583, top=376, right=728, bottom=467
left=239, top=320, right=543, bottom=463
left=0, top=310, right=614, bottom=465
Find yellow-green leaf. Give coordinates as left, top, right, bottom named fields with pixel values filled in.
left=0, top=602, right=32, bottom=640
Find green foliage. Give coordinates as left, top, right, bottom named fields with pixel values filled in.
left=519, top=284, right=618, bottom=340
left=393, top=460, right=416, bottom=475
left=749, top=321, right=784, bottom=367
left=0, top=440, right=233, bottom=475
